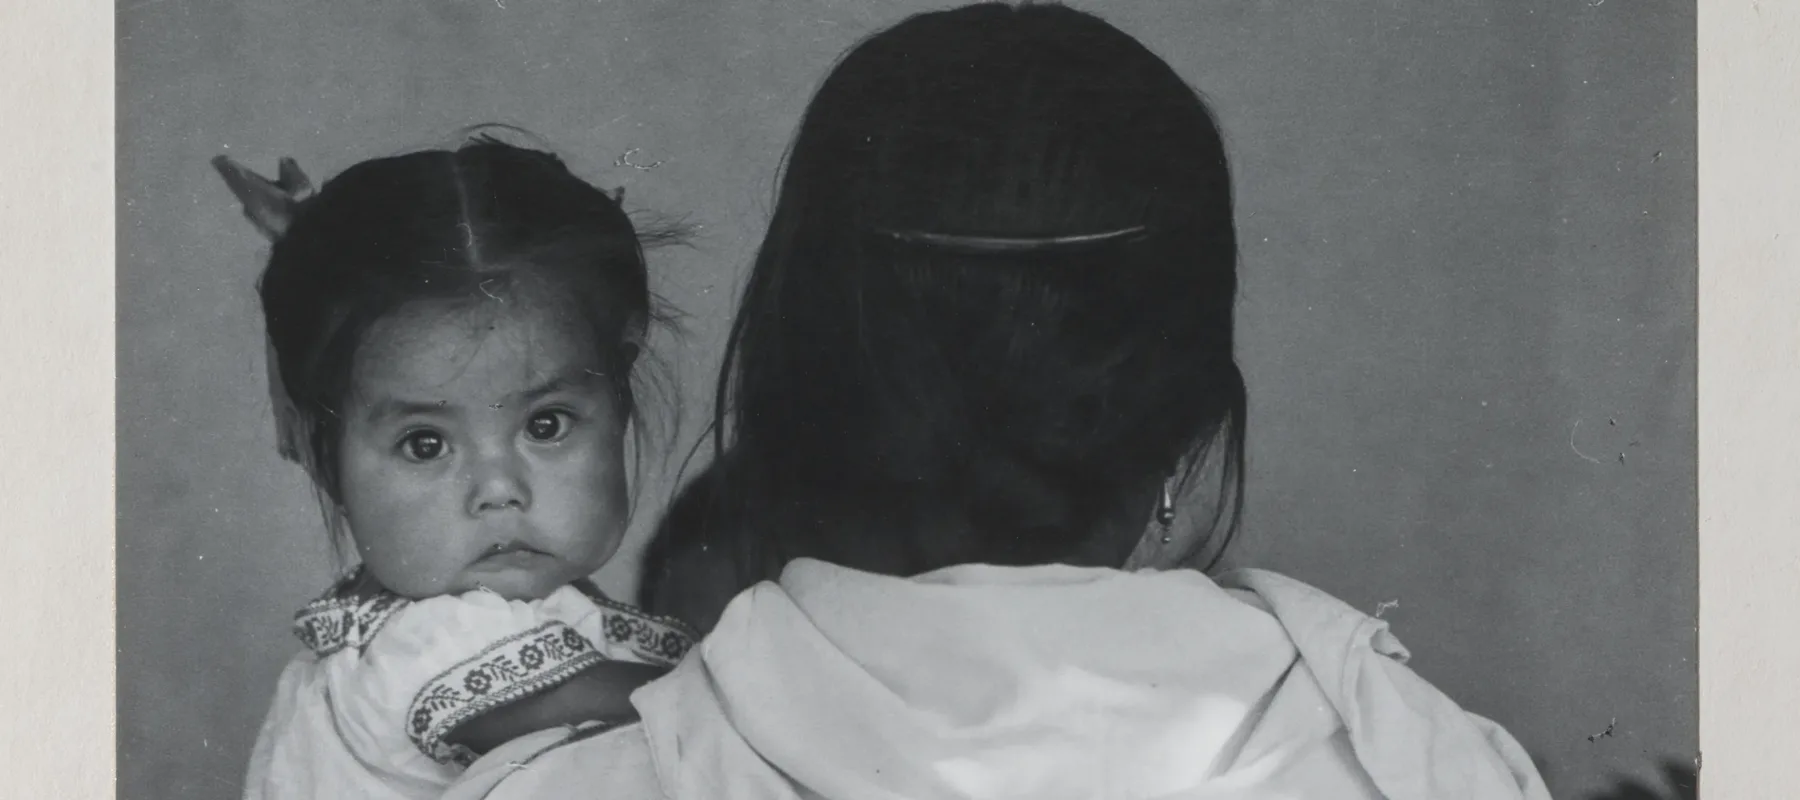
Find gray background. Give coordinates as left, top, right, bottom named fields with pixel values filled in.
left=118, top=1, right=1695, bottom=798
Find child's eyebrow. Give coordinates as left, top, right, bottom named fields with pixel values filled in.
left=361, top=370, right=608, bottom=421
left=364, top=398, right=452, bottom=423
left=513, top=369, right=608, bottom=404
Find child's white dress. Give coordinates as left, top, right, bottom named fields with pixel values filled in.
left=241, top=569, right=695, bottom=800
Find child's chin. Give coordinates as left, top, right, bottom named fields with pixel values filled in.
left=460, top=565, right=570, bottom=601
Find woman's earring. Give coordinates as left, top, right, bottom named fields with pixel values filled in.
left=1155, top=482, right=1177, bottom=543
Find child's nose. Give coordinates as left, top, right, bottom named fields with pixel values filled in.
left=466, top=448, right=532, bottom=515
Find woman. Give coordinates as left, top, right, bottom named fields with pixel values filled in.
left=447, top=4, right=1551, bottom=798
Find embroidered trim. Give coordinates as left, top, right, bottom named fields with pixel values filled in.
left=407, top=621, right=603, bottom=766
left=292, top=567, right=411, bottom=657
left=571, top=580, right=697, bottom=666
left=291, top=572, right=699, bottom=664
left=599, top=608, right=694, bottom=666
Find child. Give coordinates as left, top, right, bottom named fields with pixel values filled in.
left=215, top=135, right=696, bottom=800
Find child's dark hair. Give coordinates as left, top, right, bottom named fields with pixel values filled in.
left=256, top=133, right=684, bottom=551
left=645, top=2, right=1246, bottom=629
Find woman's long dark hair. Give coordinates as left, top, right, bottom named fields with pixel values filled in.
left=645, top=3, right=1246, bottom=631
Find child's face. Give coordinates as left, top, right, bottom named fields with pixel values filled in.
left=335, top=296, right=631, bottom=601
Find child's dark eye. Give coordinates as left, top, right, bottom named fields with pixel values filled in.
left=399, top=431, right=447, bottom=462
left=525, top=410, right=575, bottom=443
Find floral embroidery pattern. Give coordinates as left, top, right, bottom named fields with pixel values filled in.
left=291, top=568, right=409, bottom=657
left=407, top=621, right=602, bottom=766
left=600, top=610, right=693, bottom=665
left=572, top=580, right=697, bottom=666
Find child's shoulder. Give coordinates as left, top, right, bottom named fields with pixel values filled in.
left=292, top=567, right=411, bottom=658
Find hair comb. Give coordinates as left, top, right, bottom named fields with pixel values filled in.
left=875, top=225, right=1149, bottom=254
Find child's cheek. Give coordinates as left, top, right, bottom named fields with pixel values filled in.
left=543, top=425, right=624, bottom=479
left=340, top=445, right=457, bottom=532
left=533, top=431, right=629, bottom=564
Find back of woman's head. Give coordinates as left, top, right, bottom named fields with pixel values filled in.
left=659, top=2, right=1245, bottom=601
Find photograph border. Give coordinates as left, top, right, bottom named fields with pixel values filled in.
left=1, top=0, right=1793, bottom=794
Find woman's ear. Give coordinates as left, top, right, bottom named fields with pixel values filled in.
left=212, top=155, right=314, bottom=241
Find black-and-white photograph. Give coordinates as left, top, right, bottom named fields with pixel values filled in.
left=117, top=3, right=1696, bottom=798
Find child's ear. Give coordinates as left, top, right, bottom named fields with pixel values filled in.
left=265, top=337, right=311, bottom=468
left=212, top=155, right=314, bottom=241
left=619, top=311, right=648, bottom=368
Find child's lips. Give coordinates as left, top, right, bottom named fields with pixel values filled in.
left=475, top=542, right=553, bottom=567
